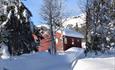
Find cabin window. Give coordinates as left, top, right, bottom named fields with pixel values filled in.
left=64, top=37, right=67, bottom=44
left=72, top=38, right=74, bottom=45
left=77, top=39, right=80, bottom=42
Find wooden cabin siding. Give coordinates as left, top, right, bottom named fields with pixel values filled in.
left=55, top=32, right=63, bottom=50
left=38, top=33, right=51, bottom=51
left=63, top=36, right=82, bottom=50
left=38, top=31, right=83, bottom=52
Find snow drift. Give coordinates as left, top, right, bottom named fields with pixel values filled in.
left=0, top=42, right=10, bottom=59
left=0, top=47, right=85, bottom=70
left=73, top=57, right=115, bottom=70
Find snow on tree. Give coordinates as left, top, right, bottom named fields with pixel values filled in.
left=0, top=0, right=37, bottom=55
left=85, top=0, right=115, bottom=54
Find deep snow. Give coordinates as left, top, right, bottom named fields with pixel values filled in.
left=0, top=47, right=84, bottom=70
left=0, top=47, right=114, bottom=70
left=73, top=48, right=115, bottom=70
left=73, top=57, right=115, bottom=70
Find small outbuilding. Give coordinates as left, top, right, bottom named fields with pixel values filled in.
left=38, top=29, right=84, bottom=51
left=60, top=29, right=84, bottom=50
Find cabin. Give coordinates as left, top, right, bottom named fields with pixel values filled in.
left=38, top=29, right=84, bottom=52
left=60, top=29, right=84, bottom=50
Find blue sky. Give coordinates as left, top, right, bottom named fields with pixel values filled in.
left=22, top=0, right=86, bottom=25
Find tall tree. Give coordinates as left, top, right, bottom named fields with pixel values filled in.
left=41, top=0, right=63, bottom=54
left=0, top=0, right=36, bottom=55
left=85, top=0, right=115, bottom=54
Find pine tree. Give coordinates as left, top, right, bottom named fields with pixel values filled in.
left=0, top=0, right=36, bottom=55
left=85, top=0, right=115, bottom=54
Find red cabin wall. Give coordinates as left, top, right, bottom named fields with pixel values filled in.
left=38, top=32, right=63, bottom=52
left=55, top=32, right=63, bottom=50
left=38, top=32, right=82, bottom=52
left=38, top=33, right=51, bottom=51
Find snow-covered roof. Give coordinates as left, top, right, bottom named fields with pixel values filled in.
left=62, top=29, right=84, bottom=38
left=37, top=24, right=84, bottom=38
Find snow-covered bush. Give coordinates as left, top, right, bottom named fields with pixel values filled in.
left=0, top=42, right=10, bottom=59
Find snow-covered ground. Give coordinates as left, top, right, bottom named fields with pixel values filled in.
left=73, top=57, right=115, bottom=70
left=73, top=49, right=115, bottom=70
left=0, top=47, right=84, bottom=70
left=0, top=47, right=115, bottom=70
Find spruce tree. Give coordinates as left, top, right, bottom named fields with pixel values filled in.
left=85, top=0, right=115, bottom=54
left=0, top=0, right=36, bottom=55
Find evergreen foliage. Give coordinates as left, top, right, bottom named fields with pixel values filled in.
left=0, top=0, right=38, bottom=55
left=85, top=0, right=115, bottom=54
